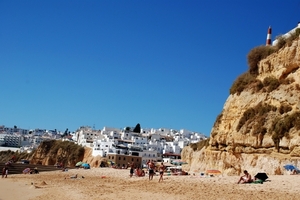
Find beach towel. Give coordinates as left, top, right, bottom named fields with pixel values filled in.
left=252, top=179, right=263, bottom=184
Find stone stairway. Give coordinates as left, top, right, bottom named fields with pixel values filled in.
left=0, top=163, right=66, bottom=175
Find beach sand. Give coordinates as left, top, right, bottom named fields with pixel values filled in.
left=0, top=168, right=299, bottom=200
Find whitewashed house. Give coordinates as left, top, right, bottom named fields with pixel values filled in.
left=92, top=139, right=115, bottom=157
left=273, top=22, right=300, bottom=46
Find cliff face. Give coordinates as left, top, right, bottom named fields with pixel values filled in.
left=182, top=37, right=300, bottom=175
left=29, top=140, right=105, bottom=168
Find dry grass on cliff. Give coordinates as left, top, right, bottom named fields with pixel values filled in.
left=275, top=28, right=300, bottom=49
left=0, top=150, right=33, bottom=163
left=247, top=45, right=277, bottom=76
left=190, top=138, right=210, bottom=151
left=31, top=140, right=85, bottom=166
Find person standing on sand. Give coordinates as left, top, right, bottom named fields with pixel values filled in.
left=158, top=162, right=165, bottom=182
left=147, top=160, right=155, bottom=181
left=2, top=167, right=6, bottom=178
left=4, top=167, right=8, bottom=178
left=129, top=162, right=135, bottom=177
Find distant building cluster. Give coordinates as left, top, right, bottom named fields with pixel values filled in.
left=0, top=125, right=61, bottom=152
left=0, top=125, right=208, bottom=167
left=74, top=126, right=207, bottom=168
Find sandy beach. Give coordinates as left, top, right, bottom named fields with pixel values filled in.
left=0, top=168, right=299, bottom=200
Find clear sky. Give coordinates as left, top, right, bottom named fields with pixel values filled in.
left=0, top=0, right=299, bottom=136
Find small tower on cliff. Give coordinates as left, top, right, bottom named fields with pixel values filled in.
left=266, top=26, right=272, bottom=46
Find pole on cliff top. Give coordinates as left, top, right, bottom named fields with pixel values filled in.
left=266, top=26, right=272, bottom=46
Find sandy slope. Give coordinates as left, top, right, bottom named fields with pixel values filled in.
left=0, top=168, right=299, bottom=200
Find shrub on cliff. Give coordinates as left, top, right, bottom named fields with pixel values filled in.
left=247, top=46, right=276, bottom=75
left=0, top=150, right=32, bottom=163
left=190, top=138, right=210, bottom=151
left=237, top=103, right=277, bottom=133
left=230, top=72, right=258, bottom=95
left=270, top=112, right=300, bottom=151
left=275, top=35, right=286, bottom=50
left=275, top=28, right=300, bottom=50
left=263, top=76, right=280, bottom=92
left=37, top=140, right=84, bottom=165
left=285, top=28, right=300, bottom=47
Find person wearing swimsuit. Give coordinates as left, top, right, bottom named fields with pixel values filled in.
left=237, top=170, right=253, bottom=184
left=159, top=162, right=165, bottom=182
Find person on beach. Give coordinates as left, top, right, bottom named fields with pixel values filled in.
left=147, top=160, right=155, bottom=180
left=129, top=162, right=135, bottom=177
left=158, top=162, right=165, bottom=182
left=237, top=170, right=253, bottom=184
left=2, top=167, right=6, bottom=178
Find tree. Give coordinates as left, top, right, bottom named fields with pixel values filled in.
left=133, top=123, right=141, bottom=133
left=62, top=128, right=69, bottom=137
left=125, top=127, right=131, bottom=133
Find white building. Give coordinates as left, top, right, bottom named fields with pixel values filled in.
left=92, top=139, right=115, bottom=157
left=4, top=134, right=22, bottom=147
left=163, top=142, right=181, bottom=154
left=75, top=126, right=101, bottom=147
left=273, top=22, right=300, bottom=46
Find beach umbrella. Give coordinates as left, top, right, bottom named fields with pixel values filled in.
left=76, top=161, right=83, bottom=167
left=206, top=169, right=221, bottom=174
left=23, top=168, right=31, bottom=174
left=284, top=164, right=296, bottom=171
left=254, top=173, right=268, bottom=181
left=172, top=160, right=188, bottom=166
left=82, top=163, right=90, bottom=169
left=163, top=163, right=175, bottom=167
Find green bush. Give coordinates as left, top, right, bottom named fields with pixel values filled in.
left=237, top=103, right=277, bottom=132
left=230, top=73, right=257, bottom=95
left=286, top=28, right=300, bottom=46
left=189, top=138, right=210, bottom=151
left=275, top=29, right=300, bottom=50
left=247, top=46, right=276, bottom=75
left=270, top=112, right=300, bottom=151
left=263, top=76, right=280, bottom=92
left=275, top=35, right=287, bottom=50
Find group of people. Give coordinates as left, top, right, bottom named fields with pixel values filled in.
left=149, top=160, right=165, bottom=182
left=129, top=160, right=165, bottom=182
left=129, top=162, right=145, bottom=177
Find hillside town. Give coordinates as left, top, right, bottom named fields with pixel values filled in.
left=0, top=125, right=207, bottom=167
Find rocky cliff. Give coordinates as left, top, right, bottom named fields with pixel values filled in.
left=182, top=36, right=300, bottom=175
left=28, top=140, right=106, bottom=168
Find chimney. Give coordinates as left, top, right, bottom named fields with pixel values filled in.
left=266, top=26, right=272, bottom=46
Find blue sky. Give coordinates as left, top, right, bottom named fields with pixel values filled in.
left=0, top=0, right=299, bottom=136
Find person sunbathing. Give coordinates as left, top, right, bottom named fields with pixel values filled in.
left=135, top=167, right=145, bottom=177
left=237, top=170, right=253, bottom=184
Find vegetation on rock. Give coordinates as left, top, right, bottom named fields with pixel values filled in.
left=36, top=140, right=85, bottom=165
left=0, top=150, right=33, bottom=163
left=229, top=73, right=261, bottom=95
left=275, top=28, right=300, bottom=49
left=262, top=76, right=280, bottom=92
left=247, top=46, right=277, bottom=76
left=270, top=112, right=300, bottom=151
left=190, top=138, right=210, bottom=151
left=230, top=30, right=299, bottom=96
left=237, top=102, right=277, bottom=134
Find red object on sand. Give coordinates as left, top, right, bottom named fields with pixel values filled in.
left=206, top=169, right=221, bottom=174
